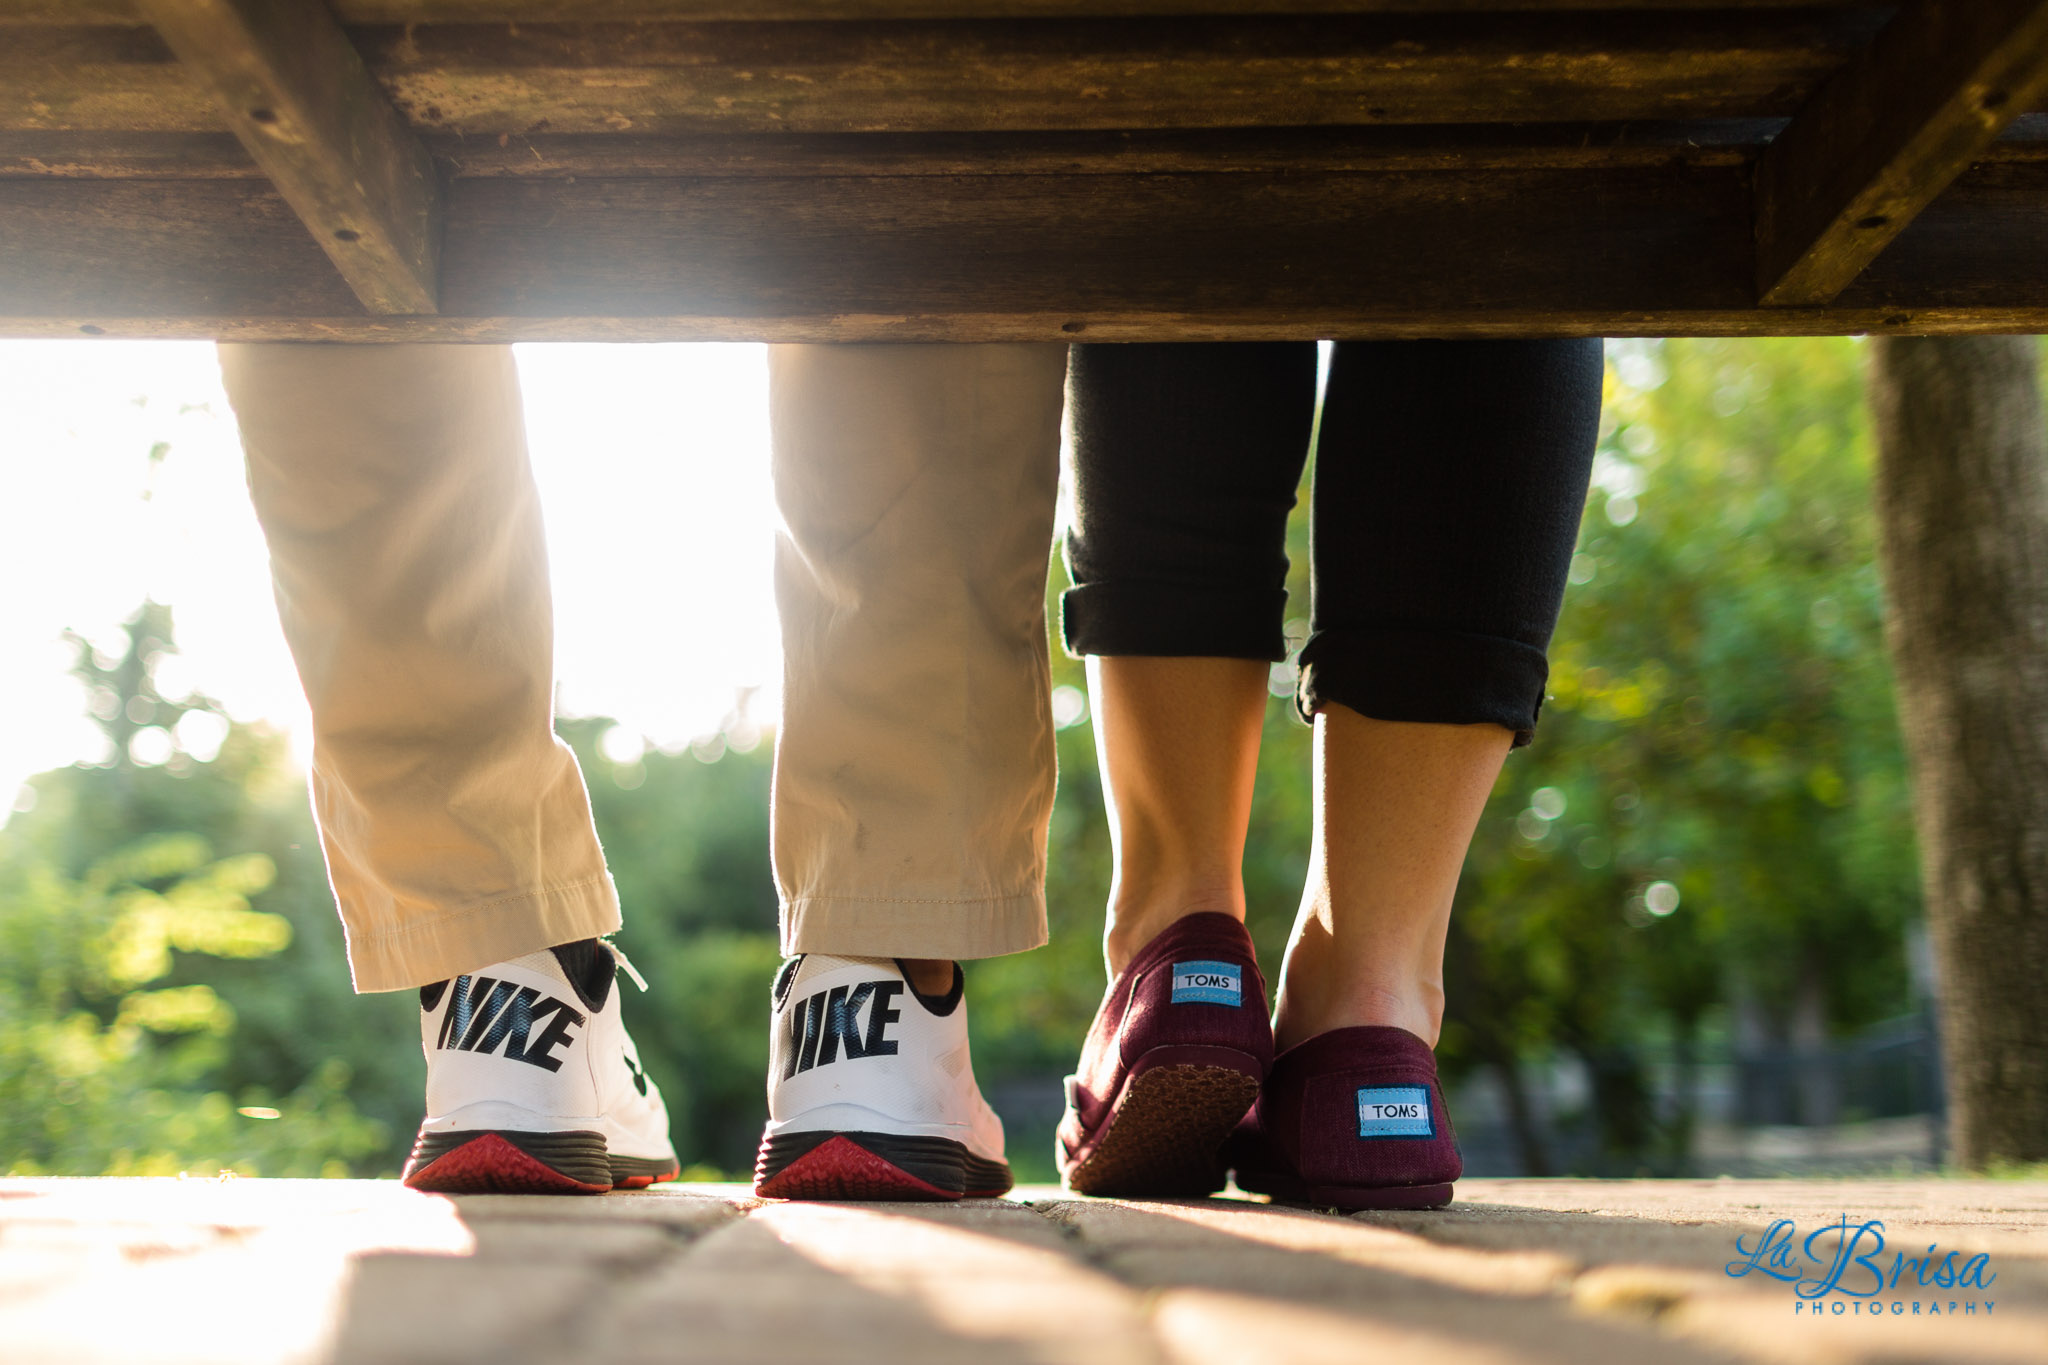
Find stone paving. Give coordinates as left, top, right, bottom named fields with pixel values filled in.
left=3, top=1177, right=2044, bottom=1364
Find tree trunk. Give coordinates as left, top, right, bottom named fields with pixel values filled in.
left=1868, top=336, right=2048, bottom=1168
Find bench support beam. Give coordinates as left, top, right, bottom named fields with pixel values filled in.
left=134, top=0, right=441, bottom=314
left=1755, top=0, right=2048, bottom=307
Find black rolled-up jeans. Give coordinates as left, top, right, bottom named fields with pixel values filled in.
left=1060, top=340, right=1604, bottom=745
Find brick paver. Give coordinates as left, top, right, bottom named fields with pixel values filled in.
left=2, top=1178, right=2042, bottom=1364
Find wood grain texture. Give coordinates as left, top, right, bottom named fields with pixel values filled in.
left=4, top=161, right=2046, bottom=338
left=425, top=123, right=1781, bottom=178
left=356, top=13, right=1890, bottom=134
left=0, top=131, right=254, bottom=177
left=1755, top=0, right=2048, bottom=306
left=1, top=12, right=1887, bottom=134
left=1843, top=160, right=2048, bottom=309
left=0, top=1, right=1899, bottom=24
left=132, top=0, right=442, bottom=312
left=14, top=118, right=2048, bottom=180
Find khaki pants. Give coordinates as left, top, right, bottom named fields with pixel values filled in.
left=221, top=343, right=1065, bottom=992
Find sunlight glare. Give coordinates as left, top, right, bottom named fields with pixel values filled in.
left=0, top=340, right=785, bottom=826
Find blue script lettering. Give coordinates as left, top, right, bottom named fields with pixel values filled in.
left=1727, top=1217, right=1996, bottom=1303
left=1800, top=1216, right=1887, bottom=1299
left=1727, top=1220, right=1805, bottom=1284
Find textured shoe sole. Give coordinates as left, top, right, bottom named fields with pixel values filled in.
left=1235, top=1166, right=1455, bottom=1211
left=1064, top=1049, right=1264, bottom=1198
left=754, top=1130, right=1013, bottom=1201
left=403, top=1128, right=680, bottom=1195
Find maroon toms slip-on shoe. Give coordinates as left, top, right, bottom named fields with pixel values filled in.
left=1227, top=1025, right=1461, bottom=1210
left=1057, top=912, right=1274, bottom=1196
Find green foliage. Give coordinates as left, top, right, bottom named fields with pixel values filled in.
left=0, top=606, right=397, bottom=1177
left=1441, top=338, right=1920, bottom=1171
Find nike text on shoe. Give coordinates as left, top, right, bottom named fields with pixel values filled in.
left=402, top=941, right=680, bottom=1195
left=1058, top=912, right=1273, bottom=1196
left=754, top=955, right=1012, bottom=1201
left=1226, top=1025, right=1461, bottom=1211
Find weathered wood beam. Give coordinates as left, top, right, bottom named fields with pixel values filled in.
left=0, top=11, right=1889, bottom=135
left=1754, top=0, right=2048, bottom=307
left=3, top=158, right=2047, bottom=338
left=0, top=0, right=1902, bottom=25
left=16, top=118, right=2048, bottom=181
left=0, top=124, right=1767, bottom=179
left=132, top=0, right=440, bottom=313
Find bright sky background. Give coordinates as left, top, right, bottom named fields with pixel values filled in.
left=0, top=340, right=783, bottom=823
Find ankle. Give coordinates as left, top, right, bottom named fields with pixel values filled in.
left=899, top=957, right=957, bottom=997
left=1104, top=892, right=1245, bottom=977
left=1273, top=977, right=1443, bottom=1052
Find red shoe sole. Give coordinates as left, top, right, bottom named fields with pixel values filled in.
left=404, top=1132, right=612, bottom=1195
left=754, top=1134, right=959, bottom=1201
left=403, top=1132, right=682, bottom=1195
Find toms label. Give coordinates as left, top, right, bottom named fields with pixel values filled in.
left=1170, top=960, right=1243, bottom=1006
left=1356, top=1086, right=1435, bottom=1138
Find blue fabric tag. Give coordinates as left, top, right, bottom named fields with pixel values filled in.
left=1170, top=960, right=1243, bottom=1006
left=1356, top=1086, right=1434, bottom=1138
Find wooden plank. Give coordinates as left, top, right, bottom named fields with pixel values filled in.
left=360, top=13, right=1889, bottom=134
left=131, top=0, right=441, bottom=313
left=0, top=12, right=1887, bottom=134
left=0, top=1, right=1903, bottom=25
left=0, top=24, right=204, bottom=131
left=426, top=123, right=1780, bottom=178
left=17, top=307, right=2048, bottom=342
left=15, top=117, right=2048, bottom=180
left=1755, top=0, right=2048, bottom=306
left=1843, top=159, right=2048, bottom=310
left=0, top=131, right=254, bottom=176
left=436, top=167, right=1755, bottom=319
left=4, top=159, right=2047, bottom=338
left=0, top=178, right=362, bottom=317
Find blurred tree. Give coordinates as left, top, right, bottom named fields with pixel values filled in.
left=1, top=604, right=404, bottom=1176
left=1869, top=335, right=2048, bottom=1169
left=1444, top=338, right=1921, bottom=1172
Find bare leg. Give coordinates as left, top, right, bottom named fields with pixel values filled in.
left=1090, top=655, right=1270, bottom=976
left=1271, top=705, right=1511, bottom=1050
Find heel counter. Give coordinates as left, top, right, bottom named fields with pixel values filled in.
left=1298, top=1070, right=1462, bottom=1188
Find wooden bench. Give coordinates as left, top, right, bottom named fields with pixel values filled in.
left=3, top=0, right=2045, bottom=341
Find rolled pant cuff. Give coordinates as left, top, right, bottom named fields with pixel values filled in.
left=1298, top=622, right=1550, bottom=745
left=1061, top=580, right=1288, bottom=660
left=343, top=873, right=623, bottom=993
left=781, top=888, right=1049, bottom=961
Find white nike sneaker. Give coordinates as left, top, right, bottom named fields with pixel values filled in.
left=753, top=955, right=1012, bottom=1200
left=401, top=942, right=679, bottom=1194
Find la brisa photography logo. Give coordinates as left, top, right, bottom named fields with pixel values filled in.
left=1725, top=1215, right=1997, bottom=1318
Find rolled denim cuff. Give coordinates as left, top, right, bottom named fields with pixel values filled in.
left=1060, top=580, right=1287, bottom=661
left=1297, top=621, right=1550, bottom=746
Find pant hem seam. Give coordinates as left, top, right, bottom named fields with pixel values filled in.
left=349, top=873, right=617, bottom=947
left=783, top=890, right=1041, bottom=907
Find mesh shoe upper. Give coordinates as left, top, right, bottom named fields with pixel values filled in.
left=765, top=954, right=1005, bottom=1166
left=417, top=943, right=675, bottom=1165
